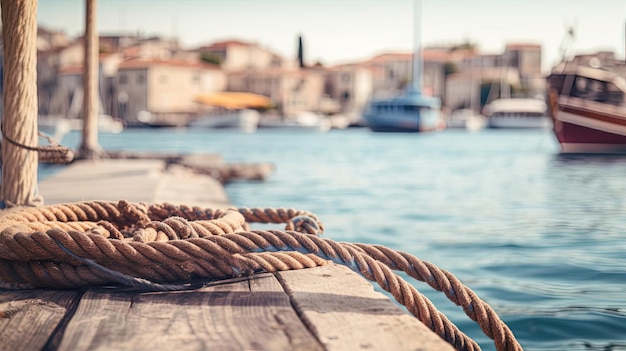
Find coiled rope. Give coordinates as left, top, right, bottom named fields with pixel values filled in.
left=0, top=200, right=522, bottom=351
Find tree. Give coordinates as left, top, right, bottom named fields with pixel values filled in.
left=443, top=62, right=459, bottom=77
left=450, top=39, right=477, bottom=52
left=200, top=52, right=222, bottom=66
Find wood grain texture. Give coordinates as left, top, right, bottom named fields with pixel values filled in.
left=0, top=289, right=80, bottom=351
left=57, top=274, right=323, bottom=351
left=277, top=264, right=456, bottom=351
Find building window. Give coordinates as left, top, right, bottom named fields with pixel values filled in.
left=137, top=74, right=144, bottom=84
left=160, top=75, right=168, bottom=84
left=119, top=74, right=127, bottom=85
left=192, top=72, right=200, bottom=84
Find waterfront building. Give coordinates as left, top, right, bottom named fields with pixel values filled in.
left=26, top=30, right=555, bottom=126
left=227, top=67, right=325, bottom=117
left=197, top=40, right=284, bottom=72
left=115, top=58, right=226, bottom=126
left=323, top=64, right=374, bottom=122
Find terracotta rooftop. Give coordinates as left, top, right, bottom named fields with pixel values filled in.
left=505, top=43, right=541, bottom=50
left=201, top=40, right=252, bottom=50
left=118, top=58, right=220, bottom=70
left=368, top=52, right=412, bottom=63
left=58, top=65, right=83, bottom=75
left=366, top=48, right=477, bottom=64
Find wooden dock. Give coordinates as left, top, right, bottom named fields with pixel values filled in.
left=0, top=159, right=455, bottom=351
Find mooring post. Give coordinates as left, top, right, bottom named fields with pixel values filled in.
left=77, top=0, right=103, bottom=159
left=0, top=0, right=41, bottom=207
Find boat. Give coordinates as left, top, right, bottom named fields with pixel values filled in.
left=189, top=92, right=271, bottom=132
left=446, top=109, right=487, bottom=131
left=445, top=59, right=487, bottom=131
left=38, top=114, right=124, bottom=141
left=547, top=61, right=626, bottom=154
left=364, top=92, right=442, bottom=132
left=135, top=111, right=192, bottom=128
left=363, top=0, right=441, bottom=133
left=483, top=98, right=551, bottom=129
left=257, top=111, right=331, bottom=132
left=188, top=108, right=260, bottom=133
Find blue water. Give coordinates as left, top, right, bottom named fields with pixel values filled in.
left=45, top=127, right=626, bottom=351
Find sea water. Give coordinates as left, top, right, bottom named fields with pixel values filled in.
left=42, top=127, right=626, bottom=351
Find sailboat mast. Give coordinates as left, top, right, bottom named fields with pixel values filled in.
left=412, top=0, right=423, bottom=93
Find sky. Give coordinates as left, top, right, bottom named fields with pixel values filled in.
left=35, top=0, right=626, bottom=73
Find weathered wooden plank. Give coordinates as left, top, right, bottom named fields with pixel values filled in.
left=57, top=274, right=324, bottom=351
left=277, top=264, right=456, bottom=351
left=38, top=159, right=164, bottom=204
left=0, top=289, right=81, bottom=351
left=153, top=165, right=230, bottom=208
left=38, top=159, right=230, bottom=208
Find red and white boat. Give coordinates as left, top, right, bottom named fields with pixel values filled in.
left=547, top=62, right=626, bottom=154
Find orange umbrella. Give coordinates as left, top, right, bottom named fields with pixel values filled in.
left=194, top=92, right=272, bottom=109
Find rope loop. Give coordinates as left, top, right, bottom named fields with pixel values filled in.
left=0, top=124, right=75, bottom=164
left=0, top=200, right=522, bottom=351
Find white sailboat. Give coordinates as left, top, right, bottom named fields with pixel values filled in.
left=363, top=0, right=441, bottom=133
left=445, top=60, right=486, bottom=131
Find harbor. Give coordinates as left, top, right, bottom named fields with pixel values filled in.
left=4, top=127, right=625, bottom=350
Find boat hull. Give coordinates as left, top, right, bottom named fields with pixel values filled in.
left=484, top=98, right=550, bottom=129
left=364, top=101, right=441, bottom=133
left=366, top=120, right=439, bottom=133
left=445, top=109, right=486, bottom=131
left=257, top=112, right=331, bottom=132
left=365, top=109, right=441, bottom=132
left=38, top=115, right=124, bottom=136
left=487, top=116, right=551, bottom=129
left=189, top=109, right=259, bottom=133
left=549, top=93, right=626, bottom=154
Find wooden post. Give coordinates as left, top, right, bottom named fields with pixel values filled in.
left=0, top=0, right=41, bottom=207
left=77, top=0, right=102, bottom=159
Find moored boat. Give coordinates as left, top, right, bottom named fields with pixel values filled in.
left=483, top=98, right=550, bottom=129
left=446, top=108, right=487, bottom=131
left=363, top=0, right=441, bottom=133
left=188, top=108, right=260, bottom=133
left=364, top=91, right=441, bottom=133
left=257, top=111, right=331, bottom=132
left=191, top=92, right=271, bottom=132
left=547, top=62, right=626, bottom=154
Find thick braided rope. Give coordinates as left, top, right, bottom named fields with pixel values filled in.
left=347, top=244, right=520, bottom=351
left=1, top=0, right=40, bottom=207
left=236, top=207, right=324, bottom=234
left=0, top=201, right=522, bottom=351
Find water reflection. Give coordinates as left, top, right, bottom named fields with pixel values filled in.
left=552, top=153, right=626, bottom=166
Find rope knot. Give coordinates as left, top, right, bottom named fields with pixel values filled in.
left=285, top=215, right=323, bottom=235
left=117, top=200, right=150, bottom=223
left=0, top=124, right=75, bottom=164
